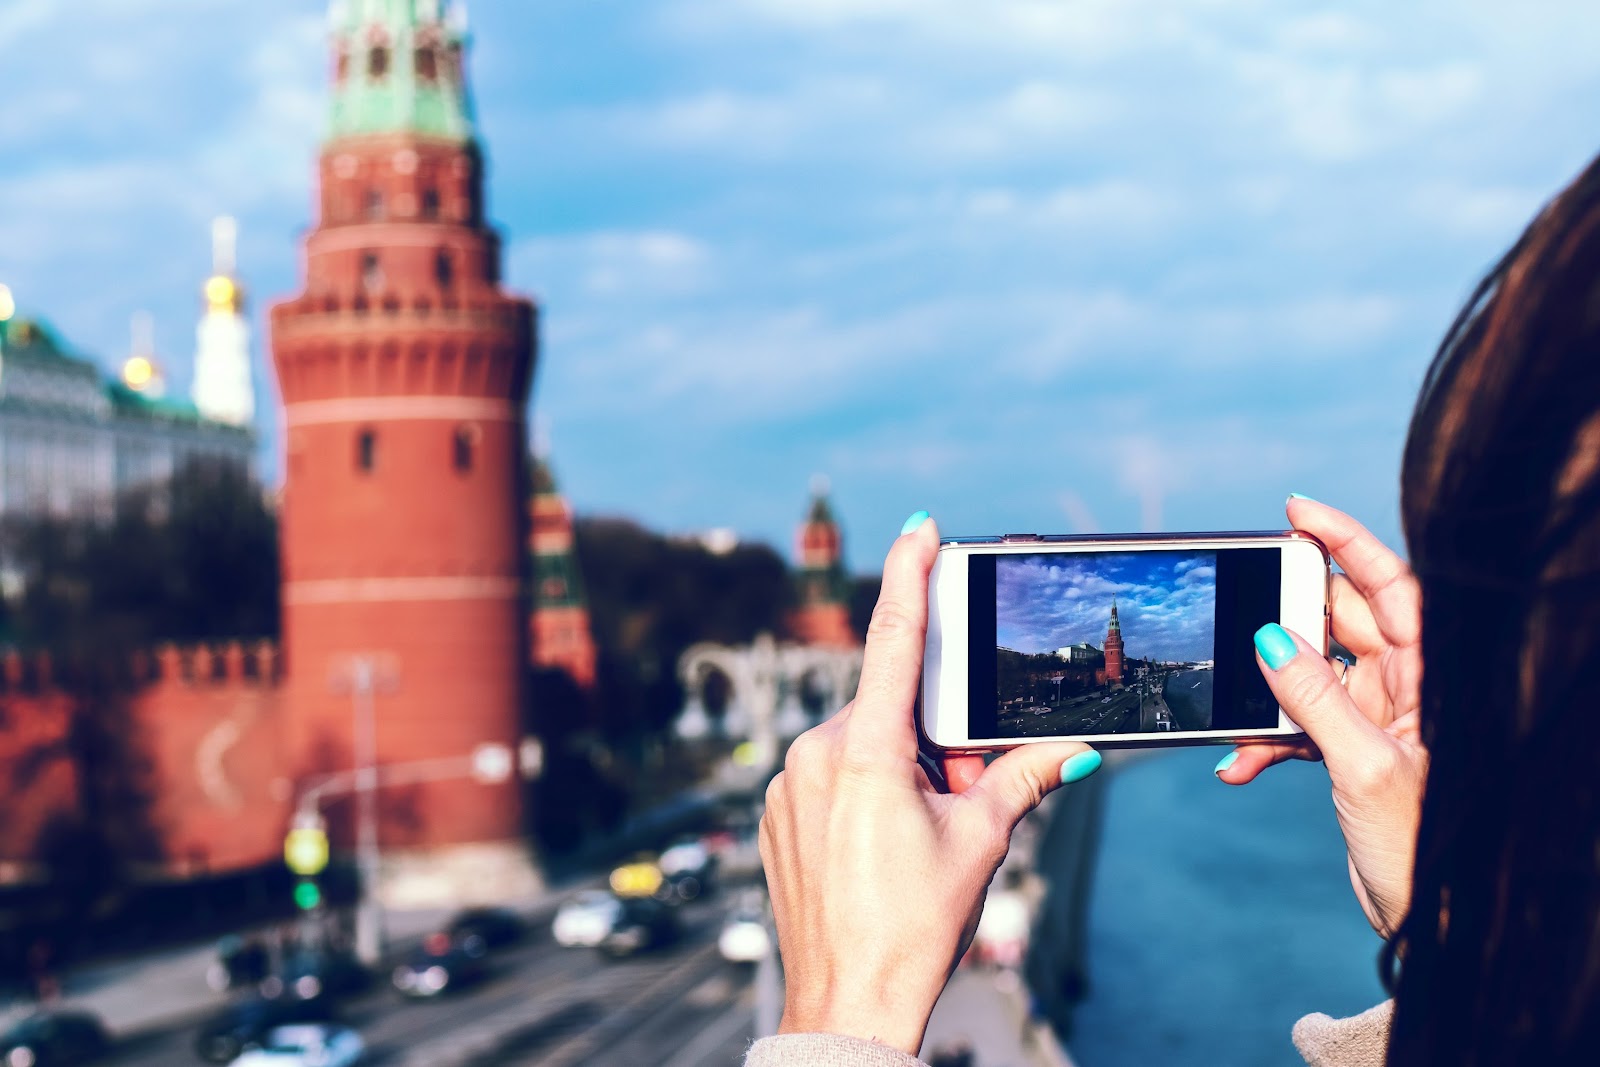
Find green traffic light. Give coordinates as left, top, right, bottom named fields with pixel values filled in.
left=293, top=880, right=322, bottom=910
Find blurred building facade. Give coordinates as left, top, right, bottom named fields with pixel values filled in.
left=528, top=458, right=598, bottom=690
left=268, top=0, right=538, bottom=899
left=789, top=484, right=857, bottom=648
left=0, top=316, right=252, bottom=523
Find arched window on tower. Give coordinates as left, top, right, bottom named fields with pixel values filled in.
left=415, top=46, right=437, bottom=81
left=435, top=249, right=454, bottom=288
left=421, top=188, right=440, bottom=218
left=356, top=428, right=377, bottom=473
left=361, top=251, right=383, bottom=292
left=452, top=424, right=478, bottom=473
left=365, top=189, right=384, bottom=220
left=368, top=46, right=389, bottom=79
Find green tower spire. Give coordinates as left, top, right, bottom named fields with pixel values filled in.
left=325, top=0, right=474, bottom=143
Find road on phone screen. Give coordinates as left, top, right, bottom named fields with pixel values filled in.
left=995, top=667, right=1214, bottom=738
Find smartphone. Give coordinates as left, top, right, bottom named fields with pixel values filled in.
left=921, top=531, right=1330, bottom=751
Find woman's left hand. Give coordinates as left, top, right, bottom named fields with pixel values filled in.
left=760, top=512, right=1100, bottom=1055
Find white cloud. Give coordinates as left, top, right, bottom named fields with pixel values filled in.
left=512, top=230, right=713, bottom=299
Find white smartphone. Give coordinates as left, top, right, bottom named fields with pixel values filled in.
left=921, top=531, right=1330, bottom=751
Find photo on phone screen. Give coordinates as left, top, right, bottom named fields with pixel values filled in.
left=965, top=547, right=1282, bottom=740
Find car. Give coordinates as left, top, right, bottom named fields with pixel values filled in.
left=229, top=1024, right=363, bottom=1067
left=261, top=949, right=371, bottom=1004
left=0, top=1011, right=109, bottom=1066
left=657, top=838, right=711, bottom=878
left=193, top=996, right=335, bottom=1064
left=597, top=898, right=682, bottom=959
left=716, top=909, right=771, bottom=964
left=391, top=932, right=489, bottom=998
left=552, top=891, right=623, bottom=948
left=207, top=935, right=271, bottom=993
left=443, top=906, right=525, bottom=949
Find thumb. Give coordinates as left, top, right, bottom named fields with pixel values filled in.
left=961, top=742, right=1102, bottom=831
left=1252, top=623, right=1390, bottom=781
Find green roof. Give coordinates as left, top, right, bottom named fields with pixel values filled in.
left=326, top=0, right=475, bottom=144
left=1, top=318, right=95, bottom=371
left=529, top=456, right=557, bottom=496
left=0, top=317, right=248, bottom=433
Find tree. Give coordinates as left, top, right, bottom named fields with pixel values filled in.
left=0, top=457, right=276, bottom=932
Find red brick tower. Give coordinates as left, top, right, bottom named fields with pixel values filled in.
left=528, top=458, right=598, bottom=690
left=1104, top=596, right=1125, bottom=687
left=268, top=1, right=537, bottom=898
left=789, top=480, right=858, bottom=648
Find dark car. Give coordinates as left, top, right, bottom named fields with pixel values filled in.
left=193, top=996, right=334, bottom=1064
left=391, top=932, right=489, bottom=998
left=598, top=898, right=682, bottom=959
left=444, top=906, right=525, bottom=949
left=1, top=1011, right=110, bottom=1066
left=261, top=949, right=371, bottom=1004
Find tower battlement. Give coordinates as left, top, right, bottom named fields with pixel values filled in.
left=0, top=640, right=283, bottom=695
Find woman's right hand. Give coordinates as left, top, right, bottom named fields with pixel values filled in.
left=1217, top=497, right=1427, bottom=939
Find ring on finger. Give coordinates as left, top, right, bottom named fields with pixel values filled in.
left=1333, top=655, right=1355, bottom=687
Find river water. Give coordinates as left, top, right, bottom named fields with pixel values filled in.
left=1068, top=748, right=1386, bottom=1067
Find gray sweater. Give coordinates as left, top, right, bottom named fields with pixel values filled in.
left=744, top=1001, right=1394, bottom=1067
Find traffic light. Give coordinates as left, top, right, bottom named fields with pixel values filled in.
left=293, top=878, right=322, bottom=911
left=284, top=820, right=329, bottom=877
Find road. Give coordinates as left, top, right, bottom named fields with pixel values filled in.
left=997, top=669, right=1215, bottom=738
left=100, top=896, right=756, bottom=1067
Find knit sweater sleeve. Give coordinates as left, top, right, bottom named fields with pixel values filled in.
left=1292, top=1000, right=1394, bottom=1067
left=743, top=1034, right=928, bottom=1067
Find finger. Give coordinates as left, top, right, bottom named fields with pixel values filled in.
left=1253, top=623, right=1390, bottom=780
left=1328, top=574, right=1385, bottom=658
left=941, top=754, right=987, bottom=794
left=962, top=742, right=1099, bottom=832
left=1286, top=498, right=1420, bottom=648
left=845, top=512, right=941, bottom=760
left=1213, top=738, right=1322, bottom=785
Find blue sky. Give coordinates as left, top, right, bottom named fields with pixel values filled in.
left=997, top=550, right=1216, bottom=660
left=3, top=1, right=1598, bottom=571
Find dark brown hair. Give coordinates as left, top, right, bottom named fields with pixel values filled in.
left=1392, top=152, right=1600, bottom=1064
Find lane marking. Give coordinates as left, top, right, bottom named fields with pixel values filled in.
left=659, top=990, right=757, bottom=1067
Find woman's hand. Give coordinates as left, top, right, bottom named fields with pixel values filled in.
left=1217, top=497, right=1426, bottom=938
left=760, top=512, right=1101, bottom=1055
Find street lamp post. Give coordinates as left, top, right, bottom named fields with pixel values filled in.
left=291, top=739, right=516, bottom=966
left=328, top=655, right=398, bottom=966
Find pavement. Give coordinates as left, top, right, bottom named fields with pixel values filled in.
left=2, top=889, right=577, bottom=1036
left=3, top=792, right=1069, bottom=1067
left=16, top=886, right=756, bottom=1067
left=924, top=968, right=1068, bottom=1067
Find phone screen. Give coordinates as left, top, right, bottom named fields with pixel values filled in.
left=965, top=547, right=1281, bottom=739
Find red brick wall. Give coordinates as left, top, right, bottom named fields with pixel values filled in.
left=0, top=645, right=289, bottom=879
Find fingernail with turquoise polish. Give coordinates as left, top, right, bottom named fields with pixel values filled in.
left=1254, top=623, right=1299, bottom=671
left=1060, top=749, right=1102, bottom=785
left=900, top=510, right=930, bottom=536
left=1214, top=751, right=1238, bottom=776
left=1288, top=492, right=1318, bottom=503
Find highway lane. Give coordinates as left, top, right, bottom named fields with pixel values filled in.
left=100, top=896, right=756, bottom=1067
left=996, top=687, right=1142, bottom=738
